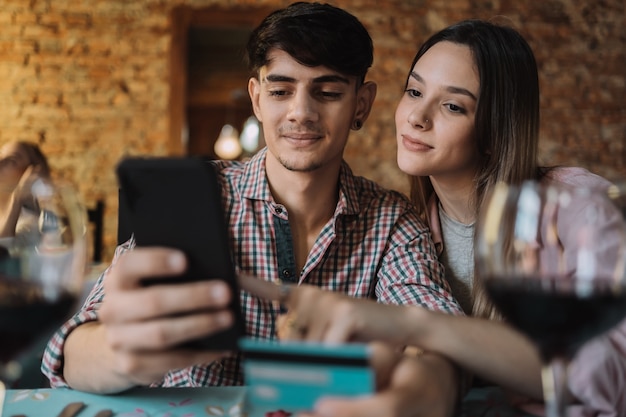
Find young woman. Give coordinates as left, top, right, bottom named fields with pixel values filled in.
left=242, top=20, right=625, bottom=417
left=0, top=141, right=51, bottom=245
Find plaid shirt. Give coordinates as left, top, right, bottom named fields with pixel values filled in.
left=42, top=148, right=462, bottom=388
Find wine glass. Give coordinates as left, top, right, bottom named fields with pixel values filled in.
left=475, top=180, right=626, bottom=417
left=0, top=179, right=87, bottom=408
left=607, top=181, right=626, bottom=220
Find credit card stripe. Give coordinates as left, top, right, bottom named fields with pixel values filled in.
left=244, top=350, right=369, bottom=367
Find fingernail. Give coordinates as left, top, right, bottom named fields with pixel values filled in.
left=168, top=251, right=185, bottom=269
left=211, top=282, right=228, bottom=300
left=217, top=311, right=233, bottom=326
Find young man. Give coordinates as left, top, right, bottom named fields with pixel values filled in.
left=42, top=3, right=462, bottom=410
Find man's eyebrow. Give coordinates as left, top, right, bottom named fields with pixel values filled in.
left=312, top=74, right=350, bottom=84
left=263, top=74, right=350, bottom=85
left=410, top=71, right=477, bottom=101
left=264, top=74, right=296, bottom=83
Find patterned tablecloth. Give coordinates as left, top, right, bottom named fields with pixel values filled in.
left=2, top=386, right=538, bottom=417
left=3, top=387, right=247, bottom=417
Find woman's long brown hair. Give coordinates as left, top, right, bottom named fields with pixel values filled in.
left=405, top=20, right=546, bottom=319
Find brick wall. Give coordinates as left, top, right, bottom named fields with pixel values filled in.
left=0, top=0, right=624, bottom=261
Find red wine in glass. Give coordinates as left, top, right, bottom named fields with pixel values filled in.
left=485, top=276, right=626, bottom=361
left=0, top=275, right=78, bottom=368
left=0, top=181, right=87, bottom=406
left=475, top=180, right=626, bottom=417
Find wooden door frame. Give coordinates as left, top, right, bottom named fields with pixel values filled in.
left=168, top=5, right=275, bottom=155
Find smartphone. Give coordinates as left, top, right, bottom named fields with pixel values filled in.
left=116, top=156, right=244, bottom=350
left=240, top=337, right=374, bottom=413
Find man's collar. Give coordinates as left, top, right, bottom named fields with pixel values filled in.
left=237, top=147, right=361, bottom=216
left=239, top=148, right=272, bottom=201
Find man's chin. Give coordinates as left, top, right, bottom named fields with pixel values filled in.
left=279, top=160, right=323, bottom=173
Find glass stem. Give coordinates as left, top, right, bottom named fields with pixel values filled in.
left=0, top=361, right=21, bottom=385
left=541, top=357, right=568, bottom=417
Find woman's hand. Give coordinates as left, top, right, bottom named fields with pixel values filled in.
left=239, top=275, right=427, bottom=346
left=301, top=343, right=458, bottom=417
left=239, top=276, right=460, bottom=417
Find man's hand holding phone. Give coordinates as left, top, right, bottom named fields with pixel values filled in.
left=115, top=157, right=245, bottom=350
left=63, top=156, right=244, bottom=393
left=63, top=157, right=247, bottom=392
left=96, top=247, right=234, bottom=387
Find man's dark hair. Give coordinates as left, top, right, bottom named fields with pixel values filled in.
left=246, top=2, right=373, bottom=83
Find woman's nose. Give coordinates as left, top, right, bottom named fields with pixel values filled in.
left=407, top=106, right=431, bottom=129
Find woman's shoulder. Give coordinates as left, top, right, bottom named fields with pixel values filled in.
left=542, top=166, right=612, bottom=191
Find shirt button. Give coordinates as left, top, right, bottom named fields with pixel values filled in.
left=275, top=207, right=283, bottom=214
left=282, top=269, right=292, bottom=278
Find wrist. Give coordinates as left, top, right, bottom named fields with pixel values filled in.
left=401, top=305, right=432, bottom=348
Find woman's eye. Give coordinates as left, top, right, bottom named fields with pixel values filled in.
left=405, top=89, right=422, bottom=98
left=446, top=103, right=466, bottom=114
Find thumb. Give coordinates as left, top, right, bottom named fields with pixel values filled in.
left=368, top=342, right=402, bottom=391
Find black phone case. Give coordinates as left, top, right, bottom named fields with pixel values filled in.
left=116, top=156, right=244, bottom=351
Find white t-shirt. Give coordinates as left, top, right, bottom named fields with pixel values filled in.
left=438, top=203, right=475, bottom=314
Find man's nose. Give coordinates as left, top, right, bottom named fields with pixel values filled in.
left=287, top=91, right=319, bottom=123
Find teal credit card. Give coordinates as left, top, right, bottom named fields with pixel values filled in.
left=240, top=337, right=374, bottom=414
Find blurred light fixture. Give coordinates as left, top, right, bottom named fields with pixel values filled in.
left=214, top=124, right=242, bottom=160
left=239, top=116, right=260, bottom=154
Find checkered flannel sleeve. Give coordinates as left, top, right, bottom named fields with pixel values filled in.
left=375, top=203, right=464, bottom=315
left=41, top=240, right=132, bottom=387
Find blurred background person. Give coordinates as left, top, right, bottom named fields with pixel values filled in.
left=0, top=141, right=51, bottom=249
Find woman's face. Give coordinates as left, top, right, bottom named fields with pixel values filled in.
left=395, top=41, right=481, bottom=184
left=0, top=142, right=31, bottom=188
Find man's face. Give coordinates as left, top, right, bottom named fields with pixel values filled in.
left=248, top=49, right=361, bottom=173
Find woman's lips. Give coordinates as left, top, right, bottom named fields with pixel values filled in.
left=401, top=134, right=433, bottom=152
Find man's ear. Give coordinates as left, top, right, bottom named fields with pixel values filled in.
left=248, top=77, right=263, bottom=123
left=352, top=81, right=377, bottom=129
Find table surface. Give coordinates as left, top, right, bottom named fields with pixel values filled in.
left=2, top=386, right=538, bottom=417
